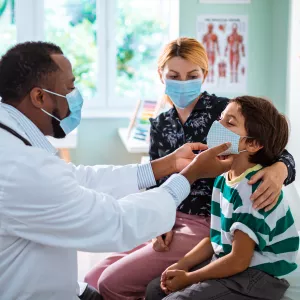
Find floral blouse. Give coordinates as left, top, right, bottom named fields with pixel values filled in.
left=149, top=91, right=296, bottom=216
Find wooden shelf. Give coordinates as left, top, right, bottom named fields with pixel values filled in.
left=118, top=128, right=149, bottom=154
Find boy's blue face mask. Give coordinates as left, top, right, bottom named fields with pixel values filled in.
left=207, top=121, right=251, bottom=156
left=41, top=88, right=84, bottom=135
left=165, top=78, right=202, bottom=109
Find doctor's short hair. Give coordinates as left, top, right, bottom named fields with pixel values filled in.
left=0, top=41, right=63, bottom=104
left=231, top=96, right=289, bottom=166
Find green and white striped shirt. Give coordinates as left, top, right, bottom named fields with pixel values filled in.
left=211, top=164, right=299, bottom=277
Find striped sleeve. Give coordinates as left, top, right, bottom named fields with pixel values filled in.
left=137, top=162, right=156, bottom=189
left=229, top=181, right=270, bottom=250
left=161, top=174, right=191, bottom=207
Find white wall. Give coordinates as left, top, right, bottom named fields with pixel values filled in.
left=286, top=0, right=300, bottom=225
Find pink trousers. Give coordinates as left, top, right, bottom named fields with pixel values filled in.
left=84, top=212, right=210, bottom=300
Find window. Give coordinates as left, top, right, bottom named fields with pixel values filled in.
left=109, top=0, right=174, bottom=108
left=1, top=0, right=179, bottom=115
left=44, top=0, right=97, bottom=103
left=0, top=0, right=16, bottom=57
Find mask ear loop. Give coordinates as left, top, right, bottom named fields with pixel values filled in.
left=41, top=109, right=61, bottom=122
left=40, top=89, right=65, bottom=122
left=239, top=136, right=255, bottom=153
left=42, top=89, right=66, bottom=98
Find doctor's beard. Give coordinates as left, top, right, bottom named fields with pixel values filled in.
left=52, top=108, right=66, bottom=139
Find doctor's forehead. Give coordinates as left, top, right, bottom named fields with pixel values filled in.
left=50, top=54, right=74, bottom=81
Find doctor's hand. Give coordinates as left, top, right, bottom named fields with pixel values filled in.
left=172, top=143, right=209, bottom=172
left=180, top=143, right=233, bottom=184
left=151, top=143, right=208, bottom=181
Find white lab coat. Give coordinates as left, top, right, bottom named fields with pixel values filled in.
left=0, top=106, right=179, bottom=299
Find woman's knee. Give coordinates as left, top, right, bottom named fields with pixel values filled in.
left=84, top=269, right=102, bottom=289
left=97, top=265, right=123, bottom=294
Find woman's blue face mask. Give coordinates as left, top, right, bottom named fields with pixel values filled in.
left=165, top=78, right=202, bottom=109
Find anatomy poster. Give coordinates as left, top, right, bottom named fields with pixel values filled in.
left=197, top=15, right=248, bottom=94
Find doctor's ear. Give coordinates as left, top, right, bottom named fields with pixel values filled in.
left=29, top=88, right=45, bottom=109
left=246, top=139, right=263, bottom=154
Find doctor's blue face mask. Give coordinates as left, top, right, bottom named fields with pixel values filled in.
left=207, top=121, right=252, bottom=156
left=41, top=88, right=84, bottom=135
left=165, top=78, right=202, bottom=109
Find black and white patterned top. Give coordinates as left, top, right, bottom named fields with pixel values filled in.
left=149, top=91, right=296, bottom=216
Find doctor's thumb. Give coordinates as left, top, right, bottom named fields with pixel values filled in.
left=211, top=142, right=231, bottom=156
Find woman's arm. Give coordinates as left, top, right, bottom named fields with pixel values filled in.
left=278, top=149, right=296, bottom=185
left=149, top=123, right=161, bottom=162
left=249, top=149, right=296, bottom=211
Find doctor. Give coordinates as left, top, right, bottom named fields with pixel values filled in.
left=0, top=42, right=233, bottom=300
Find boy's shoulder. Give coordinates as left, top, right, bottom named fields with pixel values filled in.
left=242, top=166, right=285, bottom=209
left=214, top=166, right=275, bottom=211
left=227, top=166, right=286, bottom=217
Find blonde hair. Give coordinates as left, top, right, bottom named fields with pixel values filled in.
left=158, top=37, right=209, bottom=79
left=158, top=37, right=209, bottom=107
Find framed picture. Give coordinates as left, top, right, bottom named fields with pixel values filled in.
left=199, top=0, right=251, bottom=4
left=197, top=14, right=248, bottom=94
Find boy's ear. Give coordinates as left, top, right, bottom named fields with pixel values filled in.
left=246, top=139, right=263, bottom=154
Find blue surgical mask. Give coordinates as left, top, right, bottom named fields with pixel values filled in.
left=41, top=88, right=83, bottom=135
left=165, top=78, right=202, bottom=109
left=207, top=121, right=251, bottom=156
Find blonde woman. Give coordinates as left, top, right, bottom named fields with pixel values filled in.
left=85, top=38, right=296, bottom=300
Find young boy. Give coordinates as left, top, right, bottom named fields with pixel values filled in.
left=145, top=96, right=299, bottom=300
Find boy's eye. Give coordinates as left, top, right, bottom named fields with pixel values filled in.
left=169, top=75, right=178, bottom=79
left=189, top=76, right=198, bottom=79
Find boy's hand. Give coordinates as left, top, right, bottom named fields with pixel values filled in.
left=164, top=270, right=192, bottom=293
left=160, top=262, right=188, bottom=294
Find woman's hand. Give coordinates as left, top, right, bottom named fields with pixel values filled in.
left=152, top=231, right=173, bottom=252
left=160, top=261, right=189, bottom=294
left=248, top=162, right=288, bottom=211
